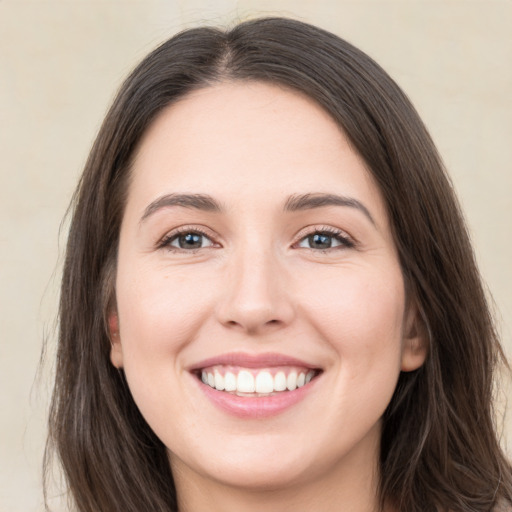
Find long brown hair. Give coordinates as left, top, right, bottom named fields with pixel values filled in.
left=45, top=17, right=512, bottom=511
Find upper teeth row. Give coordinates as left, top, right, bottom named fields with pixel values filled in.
left=201, top=369, right=315, bottom=394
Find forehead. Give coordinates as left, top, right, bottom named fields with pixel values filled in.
left=128, top=81, right=387, bottom=223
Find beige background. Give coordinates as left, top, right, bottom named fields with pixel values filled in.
left=1, top=1, right=511, bottom=511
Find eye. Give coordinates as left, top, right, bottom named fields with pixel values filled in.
left=296, top=229, right=354, bottom=250
left=159, top=229, right=216, bottom=251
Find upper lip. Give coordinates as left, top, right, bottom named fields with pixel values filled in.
left=189, top=352, right=320, bottom=371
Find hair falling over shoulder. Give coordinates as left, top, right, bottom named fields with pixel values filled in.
left=44, top=17, right=512, bottom=512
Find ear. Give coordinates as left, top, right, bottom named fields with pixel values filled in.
left=108, top=311, right=124, bottom=369
left=400, top=303, right=428, bottom=372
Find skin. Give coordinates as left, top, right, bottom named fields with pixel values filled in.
left=110, top=81, right=427, bottom=512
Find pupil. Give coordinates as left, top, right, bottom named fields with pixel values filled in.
left=179, top=233, right=202, bottom=248
left=310, top=233, right=331, bottom=249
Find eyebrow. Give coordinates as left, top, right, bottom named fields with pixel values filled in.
left=140, top=193, right=223, bottom=222
left=140, top=192, right=375, bottom=226
left=284, top=193, right=375, bottom=225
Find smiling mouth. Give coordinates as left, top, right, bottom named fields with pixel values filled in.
left=196, top=365, right=322, bottom=397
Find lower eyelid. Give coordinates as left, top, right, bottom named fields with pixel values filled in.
left=171, top=233, right=213, bottom=248
left=294, top=228, right=355, bottom=249
left=156, top=235, right=194, bottom=251
left=157, top=226, right=354, bottom=251
left=157, top=225, right=218, bottom=247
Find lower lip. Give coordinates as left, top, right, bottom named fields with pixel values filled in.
left=195, top=375, right=319, bottom=419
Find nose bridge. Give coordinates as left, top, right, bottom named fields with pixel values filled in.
left=216, top=236, right=293, bottom=333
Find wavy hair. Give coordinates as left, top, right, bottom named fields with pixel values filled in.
left=45, top=17, right=512, bottom=512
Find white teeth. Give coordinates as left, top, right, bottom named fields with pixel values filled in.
left=201, top=368, right=318, bottom=394
left=214, top=371, right=224, bottom=391
left=286, top=371, right=297, bottom=391
left=274, top=371, right=287, bottom=391
left=255, top=371, right=274, bottom=393
left=237, top=370, right=255, bottom=393
left=224, top=371, right=237, bottom=391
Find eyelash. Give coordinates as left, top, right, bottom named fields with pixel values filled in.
left=293, top=226, right=355, bottom=251
left=157, top=225, right=355, bottom=253
left=157, top=226, right=216, bottom=252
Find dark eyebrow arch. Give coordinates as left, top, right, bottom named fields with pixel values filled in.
left=284, top=193, right=375, bottom=226
left=140, top=193, right=223, bottom=223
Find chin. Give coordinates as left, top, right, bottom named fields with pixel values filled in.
left=168, top=432, right=322, bottom=490
left=202, top=458, right=313, bottom=491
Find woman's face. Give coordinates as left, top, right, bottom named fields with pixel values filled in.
left=111, top=82, right=425, bottom=493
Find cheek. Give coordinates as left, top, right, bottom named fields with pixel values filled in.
left=114, top=265, right=219, bottom=425
left=298, top=264, right=405, bottom=367
left=115, top=264, right=218, bottom=369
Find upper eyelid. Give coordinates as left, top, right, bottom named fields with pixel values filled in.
left=291, top=226, right=357, bottom=252
left=292, top=225, right=354, bottom=242
left=158, top=225, right=219, bottom=247
left=161, top=224, right=217, bottom=238
left=156, top=224, right=355, bottom=248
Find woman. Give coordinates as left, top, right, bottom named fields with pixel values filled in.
left=45, top=17, right=512, bottom=512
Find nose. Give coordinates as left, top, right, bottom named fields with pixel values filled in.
left=215, top=245, right=295, bottom=335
